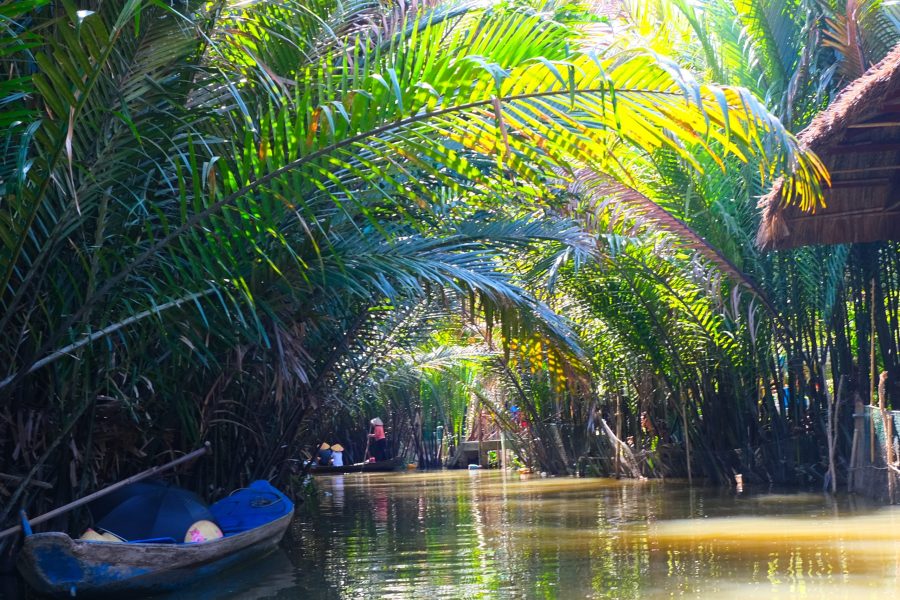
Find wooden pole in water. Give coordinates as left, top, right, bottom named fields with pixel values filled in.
left=871, top=278, right=877, bottom=404
left=824, top=370, right=841, bottom=494
left=879, top=371, right=895, bottom=501
left=0, top=442, right=211, bottom=541
left=870, top=278, right=877, bottom=463
left=682, top=391, right=692, bottom=487
left=614, top=393, right=622, bottom=479
left=848, top=395, right=863, bottom=493
left=363, top=422, right=373, bottom=461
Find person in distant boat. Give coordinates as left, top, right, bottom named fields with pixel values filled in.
left=317, top=442, right=333, bottom=466
left=369, top=418, right=388, bottom=461
left=330, top=444, right=344, bottom=467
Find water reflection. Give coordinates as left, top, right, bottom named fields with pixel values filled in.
left=165, top=549, right=303, bottom=599
left=288, top=472, right=900, bottom=599
left=8, top=473, right=900, bottom=599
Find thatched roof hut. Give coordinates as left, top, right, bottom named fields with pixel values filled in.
left=757, top=44, right=900, bottom=249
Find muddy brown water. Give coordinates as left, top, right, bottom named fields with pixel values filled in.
left=6, top=471, right=900, bottom=598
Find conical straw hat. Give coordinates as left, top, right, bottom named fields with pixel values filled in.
left=185, top=520, right=223, bottom=543
left=319, top=442, right=331, bottom=450
left=79, top=528, right=105, bottom=541
left=331, top=444, right=344, bottom=452
left=370, top=418, right=383, bottom=426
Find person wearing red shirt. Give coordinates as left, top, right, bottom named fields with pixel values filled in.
left=369, top=417, right=388, bottom=461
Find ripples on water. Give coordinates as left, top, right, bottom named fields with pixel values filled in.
left=7, top=472, right=900, bottom=599
left=225, top=472, right=900, bottom=599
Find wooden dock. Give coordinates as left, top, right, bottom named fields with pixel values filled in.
left=450, top=439, right=501, bottom=467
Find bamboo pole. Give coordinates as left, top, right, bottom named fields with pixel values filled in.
left=871, top=278, right=877, bottom=404
left=848, top=396, right=864, bottom=493
left=871, top=278, right=877, bottom=463
left=682, top=392, right=692, bottom=487
left=615, top=393, right=623, bottom=479
left=0, top=443, right=211, bottom=541
left=879, top=372, right=895, bottom=501
left=363, top=422, right=373, bottom=461
left=824, top=372, right=842, bottom=494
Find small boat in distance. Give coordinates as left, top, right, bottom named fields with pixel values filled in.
left=310, top=457, right=404, bottom=474
left=17, top=480, right=294, bottom=598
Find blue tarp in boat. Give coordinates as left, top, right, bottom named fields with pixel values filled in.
left=89, top=480, right=213, bottom=542
left=210, top=480, right=290, bottom=535
left=18, top=480, right=295, bottom=598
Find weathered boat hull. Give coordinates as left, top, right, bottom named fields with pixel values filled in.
left=17, top=480, right=295, bottom=599
left=310, top=457, right=404, bottom=474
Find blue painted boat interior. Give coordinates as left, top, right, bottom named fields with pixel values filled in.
left=209, top=480, right=294, bottom=538
left=92, top=481, right=213, bottom=542
left=94, top=480, right=293, bottom=544
left=80, top=479, right=293, bottom=544
left=24, top=480, right=294, bottom=595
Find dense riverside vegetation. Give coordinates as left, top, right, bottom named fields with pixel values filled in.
left=1, top=0, right=898, bottom=544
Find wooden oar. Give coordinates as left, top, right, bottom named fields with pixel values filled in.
left=0, top=442, right=211, bottom=541
left=363, top=423, right=373, bottom=461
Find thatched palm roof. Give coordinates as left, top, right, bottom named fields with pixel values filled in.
left=757, top=43, right=900, bottom=249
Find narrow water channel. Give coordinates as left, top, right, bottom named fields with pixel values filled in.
left=7, top=471, right=900, bottom=598
left=171, top=471, right=900, bottom=599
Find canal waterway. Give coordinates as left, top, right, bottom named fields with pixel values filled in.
left=7, top=471, right=900, bottom=598
left=178, top=471, right=900, bottom=599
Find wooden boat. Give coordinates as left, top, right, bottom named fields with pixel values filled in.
left=310, top=457, right=404, bottom=474
left=17, top=480, right=294, bottom=598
